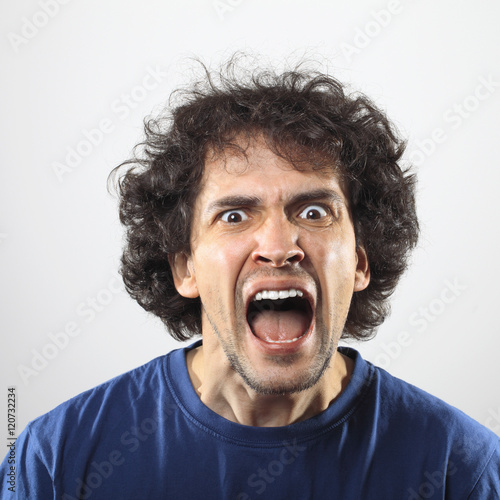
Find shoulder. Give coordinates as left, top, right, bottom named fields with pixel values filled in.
left=367, top=357, right=499, bottom=481
left=341, top=347, right=500, bottom=495
left=371, top=361, right=493, bottom=435
left=2, top=351, right=182, bottom=496
left=26, top=351, right=174, bottom=448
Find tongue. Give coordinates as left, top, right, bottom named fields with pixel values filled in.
left=249, top=310, right=309, bottom=342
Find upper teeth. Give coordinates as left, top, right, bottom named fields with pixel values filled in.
left=253, top=289, right=303, bottom=301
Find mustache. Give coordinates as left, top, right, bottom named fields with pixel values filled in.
left=241, top=266, right=312, bottom=282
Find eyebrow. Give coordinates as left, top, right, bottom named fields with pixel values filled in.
left=206, top=195, right=261, bottom=215
left=205, top=189, right=346, bottom=215
left=288, top=189, right=346, bottom=207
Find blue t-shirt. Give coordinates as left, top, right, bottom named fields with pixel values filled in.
left=1, top=342, right=499, bottom=499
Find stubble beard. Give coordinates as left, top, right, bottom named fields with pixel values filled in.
left=203, top=302, right=337, bottom=396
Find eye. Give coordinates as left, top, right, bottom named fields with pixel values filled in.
left=297, top=205, right=328, bottom=220
left=220, top=210, right=248, bottom=223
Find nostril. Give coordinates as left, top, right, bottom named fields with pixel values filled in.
left=252, top=217, right=304, bottom=266
left=287, top=253, right=303, bottom=264
left=255, top=255, right=272, bottom=263
left=252, top=250, right=304, bottom=267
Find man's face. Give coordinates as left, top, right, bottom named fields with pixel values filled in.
left=171, top=136, right=369, bottom=395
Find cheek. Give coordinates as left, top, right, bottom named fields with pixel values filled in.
left=192, top=237, right=250, bottom=302
left=201, top=236, right=250, bottom=268
left=310, top=231, right=357, bottom=272
left=309, top=235, right=358, bottom=303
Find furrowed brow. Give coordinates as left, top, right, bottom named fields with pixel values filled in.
left=206, top=195, right=262, bottom=215
left=289, top=189, right=346, bottom=207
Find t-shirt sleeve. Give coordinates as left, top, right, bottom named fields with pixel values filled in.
left=467, top=438, right=500, bottom=500
left=1, top=426, right=54, bottom=499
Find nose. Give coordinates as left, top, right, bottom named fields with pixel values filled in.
left=251, top=214, right=305, bottom=267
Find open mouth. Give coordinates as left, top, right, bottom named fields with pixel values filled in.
left=246, top=289, right=313, bottom=344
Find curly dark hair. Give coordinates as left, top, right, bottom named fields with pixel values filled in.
left=110, top=59, right=419, bottom=342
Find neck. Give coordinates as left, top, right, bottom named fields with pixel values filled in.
left=186, top=343, right=353, bottom=427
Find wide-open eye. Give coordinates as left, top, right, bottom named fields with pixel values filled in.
left=220, top=209, right=248, bottom=223
left=297, top=204, right=328, bottom=220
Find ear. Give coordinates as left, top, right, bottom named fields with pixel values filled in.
left=168, top=252, right=199, bottom=298
left=354, top=245, right=370, bottom=292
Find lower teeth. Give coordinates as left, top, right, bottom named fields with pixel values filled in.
left=263, top=332, right=307, bottom=344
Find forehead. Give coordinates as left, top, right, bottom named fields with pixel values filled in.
left=197, top=136, right=347, bottom=205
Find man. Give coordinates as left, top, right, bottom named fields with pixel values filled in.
left=2, top=60, right=499, bottom=499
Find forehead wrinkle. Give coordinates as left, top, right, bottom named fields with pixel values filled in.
left=204, top=187, right=347, bottom=219
left=199, top=139, right=349, bottom=215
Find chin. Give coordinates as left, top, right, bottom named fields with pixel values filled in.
left=229, top=334, right=336, bottom=396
